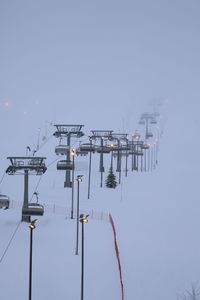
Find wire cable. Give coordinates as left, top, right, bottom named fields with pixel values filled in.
left=0, top=220, right=21, bottom=265
left=0, top=171, right=6, bottom=186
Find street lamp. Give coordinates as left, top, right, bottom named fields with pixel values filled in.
left=79, top=214, right=89, bottom=300
left=75, top=175, right=83, bottom=255
left=28, top=219, right=37, bottom=300
left=71, top=148, right=76, bottom=219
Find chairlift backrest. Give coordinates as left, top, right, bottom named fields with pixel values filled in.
left=57, top=160, right=73, bottom=170
left=22, top=203, right=44, bottom=216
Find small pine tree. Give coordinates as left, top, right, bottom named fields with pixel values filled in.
left=105, top=167, right=117, bottom=188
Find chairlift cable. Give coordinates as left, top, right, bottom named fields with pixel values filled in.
left=30, top=157, right=60, bottom=201
left=0, top=171, right=6, bottom=186
left=0, top=220, right=21, bottom=265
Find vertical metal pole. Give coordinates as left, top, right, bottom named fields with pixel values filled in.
left=131, top=137, right=134, bottom=171
left=125, top=140, right=128, bottom=177
left=29, top=227, right=33, bottom=300
left=71, top=154, right=75, bottom=219
left=144, top=149, right=147, bottom=172
left=156, top=142, right=158, bottom=165
left=116, top=140, right=120, bottom=172
left=81, top=221, right=84, bottom=300
left=118, top=149, right=122, bottom=184
left=99, top=138, right=104, bottom=188
left=148, top=147, right=150, bottom=172
left=22, top=170, right=30, bottom=222
left=65, top=134, right=71, bottom=187
left=75, top=180, right=80, bottom=255
left=87, top=139, right=92, bottom=199
left=146, top=118, right=148, bottom=138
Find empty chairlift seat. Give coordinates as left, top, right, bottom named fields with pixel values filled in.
left=0, top=194, right=10, bottom=209
left=142, top=144, right=150, bottom=150
left=55, top=145, right=69, bottom=155
left=138, top=120, right=145, bottom=125
left=22, top=203, right=44, bottom=216
left=80, top=143, right=95, bottom=152
left=96, top=146, right=111, bottom=153
left=76, top=149, right=88, bottom=156
left=150, top=119, right=157, bottom=124
left=57, top=160, right=73, bottom=170
left=146, top=132, right=153, bottom=138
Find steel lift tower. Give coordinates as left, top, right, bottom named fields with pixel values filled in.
left=6, top=157, right=47, bottom=222
left=90, top=130, right=113, bottom=188
left=54, top=124, right=84, bottom=188
left=110, top=133, right=129, bottom=184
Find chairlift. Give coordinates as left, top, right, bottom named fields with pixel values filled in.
left=64, top=181, right=73, bottom=188
left=142, top=144, right=150, bottom=150
left=22, top=203, right=44, bottom=216
left=28, top=158, right=45, bottom=167
left=0, top=194, right=10, bottom=209
left=146, top=132, right=153, bottom=139
left=138, top=120, right=145, bottom=125
left=76, top=149, right=88, bottom=156
left=129, top=151, right=143, bottom=156
left=57, top=160, right=73, bottom=170
left=111, top=145, right=130, bottom=151
left=97, top=146, right=111, bottom=153
left=55, top=145, right=69, bottom=155
left=80, top=143, right=95, bottom=152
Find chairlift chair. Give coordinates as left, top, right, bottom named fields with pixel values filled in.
left=146, top=132, right=153, bottom=139
left=22, top=203, right=44, bottom=216
left=0, top=194, right=10, bottom=209
left=57, top=160, right=74, bottom=170
left=131, top=151, right=143, bottom=156
left=150, top=119, right=157, bottom=124
left=138, top=120, right=145, bottom=125
left=55, top=145, right=69, bottom=155
left=142, top=144, right=150, bottom=150
left=96, top=146, right=111, bottom=154
left=80, top=143, right=95, bottom=152
left=76, top=149, right=88, bottom=156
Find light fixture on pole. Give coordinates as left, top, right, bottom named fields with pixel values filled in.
left=71, top=148, right=76, bottom=219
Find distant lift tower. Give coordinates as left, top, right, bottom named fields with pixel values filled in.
left=91, top=130, right=113, bottom=188
left=6, top=157, right=47, bottom=222
left=54, top=125, right=84, bottom=188
left=110, top=133, right=129, bottom=184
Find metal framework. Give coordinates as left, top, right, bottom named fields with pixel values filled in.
left=109, top=133, right=129, bottom=182
left=6, top=157, right=47, bottom=175
left=53, top=124, right=84, bottom=138
left=90, top=130, right=113, bottom=187
left=6, top=157, right=47, bottom=222
left=53, top=124, right=84, bottom=188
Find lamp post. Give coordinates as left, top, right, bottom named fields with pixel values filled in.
left=71, top=149, right=76, bottom=219
left=79, top=214, right=89, bottom=300
left=28, top=219, right=37, bottom=300
left=75, top=175, right=83, bottom=255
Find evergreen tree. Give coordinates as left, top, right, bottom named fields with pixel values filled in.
left=105, top=167, right=117, bottom=188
